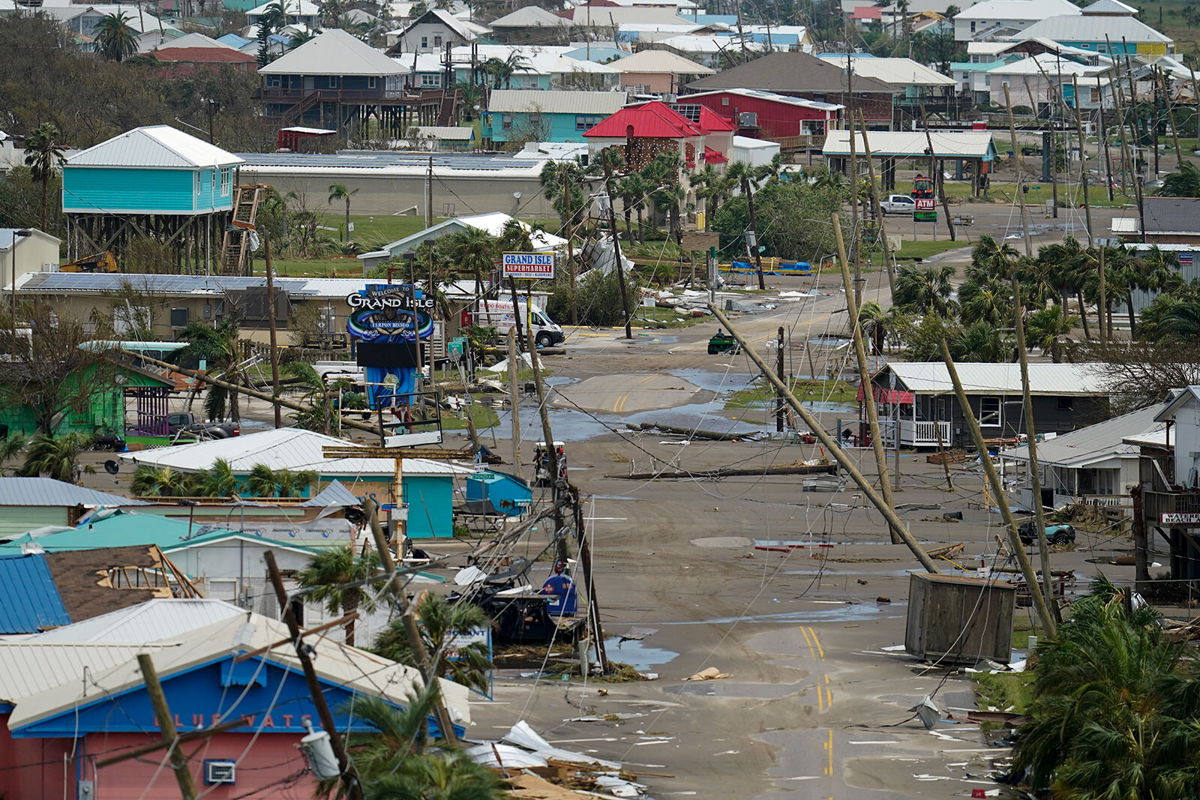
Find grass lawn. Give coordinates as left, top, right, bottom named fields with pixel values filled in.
left=726, top=378, right=857, bottom=410
left=441, top=403, right=500, bottom=431
left=975, top=671, right=1035, bottom=715
left=631, top=306, right=707, bottom=329
left=891, top=179, right=1138, bottom=209
left=895, top=239, right=971, bottom=260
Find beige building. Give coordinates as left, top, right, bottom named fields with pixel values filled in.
left=0, top=228, right=61, bottom=290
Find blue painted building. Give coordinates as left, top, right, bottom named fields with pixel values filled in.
left=483, top=89, right=629, bottom=145
left=0, top=554, right=71, bottom=634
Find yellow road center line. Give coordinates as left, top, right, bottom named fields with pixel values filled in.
left=799, top=626, right=816, bottom=659
left=827, top=730, right=834, bottom=778
left=809, top=627, right=826, bottom=660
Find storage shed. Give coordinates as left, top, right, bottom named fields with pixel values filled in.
left=905, top=572, right=1016, bottom=664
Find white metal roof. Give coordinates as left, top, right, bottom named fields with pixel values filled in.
left=414, top=125, right=475, bottom=140
left=955, top=0, right=1080, bottom=20
left=611, top=47, right=714, bottom=74
left=488, top=89, right=628, bottom=115
left=246, top=0, right=319, bottom=14
left=66, top=125, right=244, bottom=169
left=119, top=427, right=475, bottom=477
left=684, top=87, right=843, bottom=110
left=656, top=34, right=775, bottom=54
left=157, top=32, right=235, bottom=49
left=824, top=130, right=995, bottom=159
left=884, top=361, right=1109, bottom=395
left=260, top=29, right=409, bottom=76
left=817, top=55, right=956, bottom=86
left=1013, top=13, right=1171, bottom=43
left=1001, top=403, right=1164, bottom=467
left=986, top=52, right=1111, bottom=76
left=8, top=611, right=470, bottom=730
left=0, top=478, right=145, bottom=508
left=0, top=642, right=184, bottom=703
left=31, top=598, right=245, bottom=643
left=489, top=5, right=569, bottom=27
left=1082, top=0, right=1137, bottom=15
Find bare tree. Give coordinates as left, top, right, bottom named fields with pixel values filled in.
left=1076, top=340, right=1200, bottom=414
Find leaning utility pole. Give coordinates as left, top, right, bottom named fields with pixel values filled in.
left=1003, top=86, right=1034, bottom=258
left=603, top=178, right=633, bottom=339
left=919, top=104, right=956, bottom=241
left=833, top=214, right=900, bottom=543
left=1069, top=76, right=1095, bottom=248
left=857, top=112, right=896, bottom=297
left=264, top=552, right=363, bottom=800
left=527, top=325, right=567, bottom=564
left=264, top=232, right=283, bottom=428
left=938, top=342, right=1057, bottom=637
left=506, top=327, right=521, bottom=468
left=710, top=305, right=939, bottom=573
left=138, top=654, right=198, bottom=800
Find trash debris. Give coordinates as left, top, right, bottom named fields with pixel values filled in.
left=683, top=667, right=730, bottom=681
left=911, top=695, right=944, bottom=730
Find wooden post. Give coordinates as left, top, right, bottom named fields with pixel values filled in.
left=527, top=324, right=567, bottom=564
left=506, top=327, right=521, bottom=468
left=709, top=305, right=940, bottom=573
left=1011, top=278, right=1060, bottom=621
left=775, top=326, right=785, bottom=433
left=508, top=276, right=525, bottom=348
left=363, top=498, right=459, bottom=744
left=833, top=214, right=900, bottom=543
left=938, top=341, right=1057, bottom=637
left=264, top=552, right=363, bottom=800
left=264, top=232, right=283, bottom=429
left=1003, top=85, right=1034, bottom=258
left=919, top=104, right=956, bottom=241
left=1070, top=76, right=1095, bottom=248
left=856, top=112, right=896, bottom=298
left=1098, top=75, right=1114, bottom=202
left=138, top=654, right=198, bottom=800
left=604, top=177, right=634, bottom=338
left=848, top=115, right=860, bottom=268
left=1131, top=484, right=1148, bottom=592
left=1098, top=244, right=1108, bottom=343
left=571, top=486, right=609, bottom=674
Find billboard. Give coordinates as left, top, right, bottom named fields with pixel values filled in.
left=502, top=252, right=555, bottom=280
left=345, top=284, right=434, bottom=343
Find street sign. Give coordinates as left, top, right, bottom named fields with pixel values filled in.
left=1161, top=512, right=1200, bottom=524
left=502, top=252, right=555, bottom=279
left=915, top=198, right=935, bottom=212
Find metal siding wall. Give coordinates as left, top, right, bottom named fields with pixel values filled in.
left=404, top=475, right=452, bottom=538
left=62, top=167, right=197, bottom=213
left=0, top=507, right=66, bottom=538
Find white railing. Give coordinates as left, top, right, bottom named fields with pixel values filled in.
left=883, top=419, right=953, bottom=448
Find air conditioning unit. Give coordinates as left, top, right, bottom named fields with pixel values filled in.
left=204, top=761, right=236, bottom=785
left=737, top=111, right=758, bottom=127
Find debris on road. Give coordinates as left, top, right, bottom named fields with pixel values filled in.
left=614, top=460, right=837, bottom=480
left=684, top=667, right=731, bottom=681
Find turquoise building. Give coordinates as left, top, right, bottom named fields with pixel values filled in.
left=61, top=125, right=244, bottom=271
left=482, top=89, right=628, bottom=146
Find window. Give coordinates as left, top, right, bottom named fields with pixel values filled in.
left=502, top=114, right=513, bottom=129
left=327, top=76, right=338, bottom=88
left=434, top=34, right=442, bottom=46
left=1089, top=88, right=1100, bottom=103
left=977, top=397, right=1001, bottom=427
left=575, top=114, right=602, bottom=131
left=419, top=73, right=441, bottom=87
left=721, top=96, right=729, bottom=105
left=368, top=76, right=377, bottom=89
left=219, top=168, right=231, bottom=197
left=970, top=20, right=976, bottom=32
left=1057, top=396, right=1075, bottom=411
left=266, top=75, right=281, bottom=87
left=420, top=35, right=428, bottom=48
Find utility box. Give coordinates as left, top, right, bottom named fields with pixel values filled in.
left=905, top=572, right=1015, bottom=664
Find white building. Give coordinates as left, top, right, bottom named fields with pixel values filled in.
left=985, top=52, right=1114, bottom=111
left=388, top=8, right=484, bottom=53
left=953, top=0, right=1081, bottom=42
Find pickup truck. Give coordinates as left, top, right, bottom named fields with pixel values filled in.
left=880, top=194, right=917, bottom=215
left=167, top=412, right=240, bottom=440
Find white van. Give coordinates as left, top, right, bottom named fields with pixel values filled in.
left=470, top=299, right=564, bottom=348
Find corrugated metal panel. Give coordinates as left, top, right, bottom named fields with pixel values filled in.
left=825, top=130, right=994, bottom=159
left=67, top=126, right=244, bottom=169
left=614, top=48, right=713, bottom=74
left=1015, top=13, right=1171, bottom=43
left=0, top=643, right=181, bottom=703
left=888, top=362, right=1108, bottom=395
left=120, top=428, right=475, bottom=476
left=487, top=89, right=628, bottom=115
left=0, top=478, right=145, bottom=508
left=260, top=28, right=407, bottom=76
left=32, top=598, right=245, bottom=643
left=0, top=507, right=66, bottom=539
left=0, top=554, right=71, bottom=634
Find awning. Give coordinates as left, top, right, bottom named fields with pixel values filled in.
left=857, top=384, right=914, bottom=404
left=704, top=146, right=727, bottom=164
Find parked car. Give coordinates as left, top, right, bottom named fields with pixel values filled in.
left=1018, top=521, right=1076, bottom=547
left=880, top=194, right=916, bottom=215
left=167, top=412, right=240, bottom=440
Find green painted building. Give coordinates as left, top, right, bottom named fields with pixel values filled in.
left=0, top=364, right=174, bottom=438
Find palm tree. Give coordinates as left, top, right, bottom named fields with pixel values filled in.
left=442, top=227, right=497, bottom=292
left=19, top=433, right=92, bottom=483
left=969, top=235, right=1019, bottom=281
left=1013, top=578, right=1200, bottom=798
left=285, top=362, right=353, bottom=435
left=1157, top=160, right=1200, bottom=197
left=1024, top=306, right=1076, bottom=361
left=198, top=458, right=238, bottom=497
left=894, top=264, right=955, bottom=316
left=857, top=302, right=891, bottom=354
left=727, top=161, right=765, bottom=288
left=94, top=12, right=138, bottom=61
left=958, top=276, right=1013, bottom=328
left=131, top=464, right=195, bottom=497
left=539, top=160, right=586, bottom=235
left=295, top=544, right=380, bottom=645
left=327, top=184, right=358, bottom=242
left=373, top=594, right=492, bottom=694
left=276, top=468, right=316, bottom=497
left=0, top=433, right=27, bottom=475
left=24, top=123, right=65, bottom=231
left=173, top=320, right=245, bottom=422
left=618, top=172, right=653, bottom=240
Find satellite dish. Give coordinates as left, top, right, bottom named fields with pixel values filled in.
left=103, top=460, right=120, bottom=475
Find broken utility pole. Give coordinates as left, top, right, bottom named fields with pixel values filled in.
left=709, top=305, right=939, bottom=573
left=138, top=653, right=199, bottom=800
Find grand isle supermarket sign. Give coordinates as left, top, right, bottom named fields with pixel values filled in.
left=502, top=252, right=555, bottom=280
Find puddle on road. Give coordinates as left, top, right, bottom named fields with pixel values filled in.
left=657, top=602, right=904, bottom=626
left=664, top=682, right=803, bottom=698
left=604, top=638, right=678, bottom=671
left=664, top=368, right=754, bottom=395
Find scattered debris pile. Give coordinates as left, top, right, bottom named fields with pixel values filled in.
left=470, top=721, right=654, bottom=799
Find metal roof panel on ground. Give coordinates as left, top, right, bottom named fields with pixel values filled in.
left=487, top=89, right=629, bottom=115
left=0, top=478, right=146, bottom=508
left=362, top=213, right=567, bottom=259
left=8, top=609, right=471, bottom=730
left=824, top=129, right=995, bottom=159
left=67, top=125, right=244, bottom=169
left=686, top=51, right=898, bottom=94
left=883, top=361, right=1108, bottom=395
left=118, top=427, right=476, bottom=477
left=0, top=554, right=71, bottom=634
left=1000, top=403, right=1165, bottom=467
left=260, top=28, right=409, bottom=76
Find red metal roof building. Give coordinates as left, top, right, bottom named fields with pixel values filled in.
left=583, top=101, right=706, bottom=139
left=682, top=88, right=843, bottom=141
left=150, top=47, right=257, bottom=72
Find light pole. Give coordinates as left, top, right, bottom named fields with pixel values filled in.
left=9, top=229, right=30, bottom=322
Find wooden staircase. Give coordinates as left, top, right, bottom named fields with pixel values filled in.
left=436, top=88, right=460, bottom=127
left=219, top=185, right=267, bottom=275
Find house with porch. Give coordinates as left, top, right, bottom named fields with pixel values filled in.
left=866, top=361, right=1111, bottom=449
left=1012, top=0, right=1174, bottom=56
left=999, top=402, right=1165, bottom=510
left=952, top=0, right=1080, bottom=42
left=387, top=8, right=483, bottom=54
left=683, top=88, right=842, bottom=142
left=482, top=89, right=629, bottom=146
